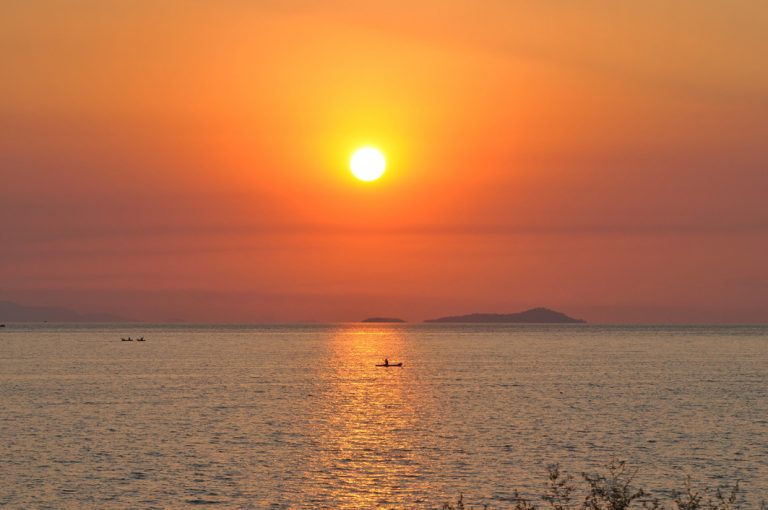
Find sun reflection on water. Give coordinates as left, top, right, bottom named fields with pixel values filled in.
left=302, top=325, right=432, bottom=508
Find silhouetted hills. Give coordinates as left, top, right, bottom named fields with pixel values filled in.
left=425, top=307, right=585, bottom=324
left=361, top=317, right=406, bottom=323
left=0, top=300, right=127, bottom=322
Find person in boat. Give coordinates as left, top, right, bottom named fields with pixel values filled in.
left=384, top=358, right=389, bottom=366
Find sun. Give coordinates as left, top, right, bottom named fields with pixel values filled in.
left=350, top=147, right=386, bottom=182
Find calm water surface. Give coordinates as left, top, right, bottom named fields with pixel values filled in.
left=1, top=324, right=767, bottom=508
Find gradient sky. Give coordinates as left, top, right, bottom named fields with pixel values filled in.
left=2, top=1, right=767, bottom=322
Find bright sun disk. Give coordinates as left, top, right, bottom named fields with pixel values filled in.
left=350, top=147, right=386, bottom=182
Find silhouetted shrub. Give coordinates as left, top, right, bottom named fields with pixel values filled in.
left=437, top=460, right=767, bottom=510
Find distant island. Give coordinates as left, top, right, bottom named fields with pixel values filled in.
left=0, top=300, right=127, bottom=323
left=361, top=317, right=406, bottom=323
left=425, top=307, right=585, bottom=324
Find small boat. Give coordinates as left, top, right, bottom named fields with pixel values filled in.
left=376, top=362, right=403, bottom=367
left=136, top=337, right=145, bottom=342
left=121, top=337, right=133, bottom=341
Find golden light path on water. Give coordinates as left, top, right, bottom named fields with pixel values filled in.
left=302, top=326, right=431, bottom=507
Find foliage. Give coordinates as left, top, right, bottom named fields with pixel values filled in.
left=543, top=464, right=577, bottom=510
left=437, top=460, right=761, bottom=510
left=442, top=493, right=489, bottom=510
left=581, top=459, right=647, bottom=510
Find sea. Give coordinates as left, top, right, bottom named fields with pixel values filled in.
left=1, top=323, right=766, bottom=509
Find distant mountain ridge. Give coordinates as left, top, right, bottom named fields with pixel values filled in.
left=361, top=317, right=406, bottom=323
left=0, top=300, right=127, bottom=322
left=425, top=307, right=585, bottom=324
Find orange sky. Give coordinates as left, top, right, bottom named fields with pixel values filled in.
left=2, top=1, right=767, bottom=322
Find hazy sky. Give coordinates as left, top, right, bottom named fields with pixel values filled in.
left=2, top=1, right=767, bottom=322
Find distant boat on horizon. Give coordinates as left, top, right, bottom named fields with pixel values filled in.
left=376, top=361, right=403, bottom=367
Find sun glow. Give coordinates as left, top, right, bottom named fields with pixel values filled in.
left=350, top=147, right=386, bottom=182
